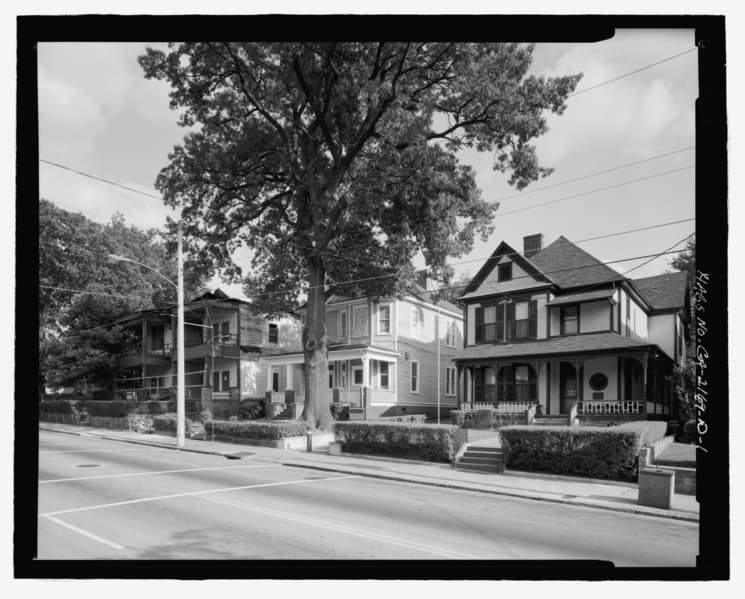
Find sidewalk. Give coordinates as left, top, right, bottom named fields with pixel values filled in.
left=40, top=424, right=699, bottom=523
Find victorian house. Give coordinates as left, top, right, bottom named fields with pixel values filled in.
left=455, top=234, right=689, bottom=424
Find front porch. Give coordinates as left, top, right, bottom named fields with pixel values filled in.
left=261, top=344, right=400, bottom=419
left=457, top=350, right=674, bottom=424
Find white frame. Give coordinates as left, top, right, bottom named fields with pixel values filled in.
left=410, top=306, right=424, bottom=338
left=352, top=304, right=368, bottom=337
left=378, top=361, right=390, bottom=390
left=338, top=308, right=348, bottom=339
left=377, top=303, right=392, bottom=335
left=410, top=360, right=420, bottom=393
left=352, top=365, right=364, bottom=387
left=444, top=319, right=457, bottom=347
left=445, top=367, right=456, bottom=396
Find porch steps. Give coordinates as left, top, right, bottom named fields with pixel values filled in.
left=532, top=415, right=570, bottom=426
left=455, top=446, right=505, bottom=474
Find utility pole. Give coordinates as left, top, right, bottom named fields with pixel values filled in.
left=177, top=216, right=186, bottom=449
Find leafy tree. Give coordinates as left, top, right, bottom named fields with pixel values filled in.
left=139, top=42, right=581, bottom=429
left=39, top=199, right=205, bottom=394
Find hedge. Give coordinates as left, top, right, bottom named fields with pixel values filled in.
left=39, top=400, right=74, bottom=414
left=334, top=422, right=466, bottom=463
left=80, top=400, right=136, bottom=418
left=205, top=419, right=309, bottom=440
left=499, top=426, right=640, bottom=481
left=153, top=413, right=195, bottom=433
left=614, top=420, right=668, bottom=448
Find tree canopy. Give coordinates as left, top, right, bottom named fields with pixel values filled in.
left=139, top=42, right=581, bottom=427
left=39, top=199, right=205, bottom=393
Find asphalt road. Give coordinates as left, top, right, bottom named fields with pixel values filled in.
left=37, top=430, right=698, bottom=564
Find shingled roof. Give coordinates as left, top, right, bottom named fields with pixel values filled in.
left=530, top=236, right=621, bottom=289
left=456, top=332, right=655, bottom=362
left=632, top=271, right=688, bottom=311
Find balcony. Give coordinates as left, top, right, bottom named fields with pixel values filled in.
left=183, top=333, right=240, bottom=361
left=116, top=342, right=172, bottom=368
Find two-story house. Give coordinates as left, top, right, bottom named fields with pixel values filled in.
left=455, top=234, right=689, bottom=424
left=113, top=289, right=302, bottom=415
left=260, top=273, right=464, bottom=420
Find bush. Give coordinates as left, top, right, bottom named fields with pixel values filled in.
left=450, top=410, right=465, bottom=426
left=152, top=413, right=194, bottom=433
left=614, top=420, right=668, bottom=447
left=334, top=422, right=466, bottom=463
left=39, top=400, right=74, bottom=414
left=146, top=401, right=169, bottom=415
left=499, top=425, right=641, bottom=481
left=205, top=419, right=309, bottom=440
left=81, top=400, right=136, bottom=418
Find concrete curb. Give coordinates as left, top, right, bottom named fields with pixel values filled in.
left=281, top=462, right=699, bottom=523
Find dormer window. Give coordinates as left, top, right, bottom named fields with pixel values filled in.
left=268, top=323, right=278, bottom=344
left=498, top=262, right=513, bottom=281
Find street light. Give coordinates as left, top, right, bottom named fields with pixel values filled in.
left=107, top=222, right=186, bottom=449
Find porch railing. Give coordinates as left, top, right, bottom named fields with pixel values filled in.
left=470, top=401, right=537, bottom=414
left=576, top=400, right=643, bottom=415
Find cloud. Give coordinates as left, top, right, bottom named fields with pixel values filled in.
left=38, top=67, right=108, bottom=158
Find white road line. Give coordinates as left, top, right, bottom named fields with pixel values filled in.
left=40, top=463, right=275, bottom=484
left=42, top=515, right=125, bottom=550
left=200, top=494, right=478, bottom=559
left=39, top=475, right=356, bottom=518
left=39, top=447, right=149, bottom=455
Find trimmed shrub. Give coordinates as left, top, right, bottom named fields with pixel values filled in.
left=499, top=425, right=641, bottom=481
left=334, top=422, right=466, bottom=463
left=81, top=400, right=136, bottom=418
left=614, top=420, right=668, bottom=447
left=153, top=413, right=195, bottom=434
left=145, top=401, right=169, bottom=415
left=205, top=419, right=308, bottom=440
left=450, top=410, right=466, bottom=427
left=452, top=409, right=526, bottom=429
left=39, top=400, right=74, bottom=414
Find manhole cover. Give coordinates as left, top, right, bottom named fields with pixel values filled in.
left=76, top=464, right=100, bottom=468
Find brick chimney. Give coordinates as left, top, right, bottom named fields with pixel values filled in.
left=523, top=233, right=543, bottom=259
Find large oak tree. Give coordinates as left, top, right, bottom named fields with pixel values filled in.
left=140, top=42, right=581, bottom=429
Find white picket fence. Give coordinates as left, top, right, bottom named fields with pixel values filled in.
left=577, top=400, right=643, bottom=415
left=470, top=401, right=535, bottom=414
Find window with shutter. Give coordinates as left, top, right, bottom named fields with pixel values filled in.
left=475, top=307, right=484, bottom=343
left=505, top=302, right=515, bottom=341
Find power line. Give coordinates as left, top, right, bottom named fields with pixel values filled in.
left=493, top=146, right=694, bottom=202
left=492, top=165, right=694, bottom=213
left=40, top=285, right=153, bottom=302
left=568, top=47, right=698, bottom=98
left=40, top=159, right=163, bottom=200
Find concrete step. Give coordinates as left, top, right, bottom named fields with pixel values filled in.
left=467, top=446, right=503, bottom=454
left=455, top=462, right=505, bottom=474
left=532, top=416, right=569, bottom=425
left=458, top=456, right=504, bottom=466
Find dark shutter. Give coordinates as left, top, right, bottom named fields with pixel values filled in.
left=529, top=300, right=538, bottom=338
left=506, top=302, right=515, bottom=341
left=475, top=307, right=484, bottom=343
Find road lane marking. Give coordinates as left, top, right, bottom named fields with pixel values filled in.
left=40, top=463, right=275, bottom=484
left=39, top=475, right=356, bottom=517
left=42, top=515, right=125, bottom=550
left=200, top=494, right=478, bottom=559
left=39, top=447, right=150, bottom=455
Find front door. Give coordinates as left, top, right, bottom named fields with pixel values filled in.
left=559, top=362, right=578, bottom=414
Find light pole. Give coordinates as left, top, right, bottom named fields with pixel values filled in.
left=108, top=224, right=186, bottom=448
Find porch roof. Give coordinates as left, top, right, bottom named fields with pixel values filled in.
left=545, top=288, right=616, bottom=306
left=261, top=343, right=400, bottom=366
left=456, top=332, right=656, bottom=362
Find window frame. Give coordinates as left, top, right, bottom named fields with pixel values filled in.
left=410, top=360, right=420, bottom=393
left=497, top=262, right=513, bottom=281
left=445, top=367, right=456, bottom=396
left=560, top=304, right=579, bottom=336
left=378, top=303, right=392, bottom=335
left=352, top=304, right=369, bottom=337
left=338, top=309, right=348, bottom=339
left=379, top=361, right=390, bottom=389
left=268, top=323, right=279, bottom=344
left=352, top=365, right=364, bottom=386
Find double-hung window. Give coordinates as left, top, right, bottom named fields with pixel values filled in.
left=378, top=304, right=391, bottom=334
left=561, top=305, right=578, bottom=336
left=410, top=360, right=419, bottom=393
left=445, top=367, right=456, bottom=395
left=475, top=300, right=536, bottom=343
left=268, top=323, right=278, bottom=344
left=339, top=309, right=348, bottom=339
left=445, top=319, right=457, bottom=346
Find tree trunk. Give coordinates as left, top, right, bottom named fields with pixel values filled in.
left=300, top=256, right=334, bottom=430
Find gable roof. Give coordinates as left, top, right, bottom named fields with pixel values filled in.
left=460, top=241, right=554, bottom=297
left=632, top=271, right=688, bottom=311
left=529, top=236, right=621, bottom=289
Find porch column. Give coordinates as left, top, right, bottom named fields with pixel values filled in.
left=457, top=366, right=464, bottom=409
left=286, top=364, right=294, bottom=390
left=141, top=319, right=147, bottom=394
left=465, top=367, right=473, bottom=408
left=266, top=365, right=273, bottom=392
left=361, top=356, right=369, bottom=387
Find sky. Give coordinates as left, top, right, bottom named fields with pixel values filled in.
left=37, top=30, right=698, bottom=300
